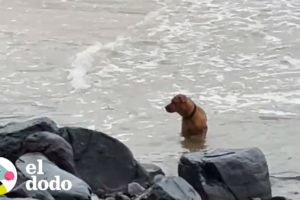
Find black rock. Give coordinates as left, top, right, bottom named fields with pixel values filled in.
left=0, top=118, right=151, bottom=198
left=139, top=176, right=202, bottom=200
left=58, top=127, right=151, bottom=197
left=15, top=153, right=91, bottom=200
left=0, top=117, right=59, bottom=162
left=178, top=148, right=272, bottom=200
left=128, top=182, right=145, bottom=197
left=153, top=175, right=164, bottom=183
left=7, top=182, right=54, bottom=200
left=23, top=131, right=76, bottom=174
left=141, top=164, right=165, bottom=181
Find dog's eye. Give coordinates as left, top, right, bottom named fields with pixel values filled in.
left=172, top=98, right=179, bottom=103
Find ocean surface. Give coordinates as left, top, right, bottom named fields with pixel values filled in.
left=1, top=0, right=300, bottom=198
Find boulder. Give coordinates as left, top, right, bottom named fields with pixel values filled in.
left=15, top=153, right=91, bottom=200
left=23, top=131, right=76, bottom=174
left=0, top=118, right=59, bottom=162
left=141, top=164, right=165, bottom=181
left=178, top=148, right=272, bottom=200
left=128, top=182, right=145, bottom=197
left=0, top=118, right=151, bottom=198
left=137, top=176, right=202, bottom=200
left=58, top=127, right=151, bottom=197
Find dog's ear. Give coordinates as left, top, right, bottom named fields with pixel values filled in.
left=178, top=94, right=187, bottom=103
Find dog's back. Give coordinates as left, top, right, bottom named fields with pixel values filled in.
left=181, top=105, right=207, bottom=139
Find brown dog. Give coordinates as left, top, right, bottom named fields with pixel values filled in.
left=165, top=94, right=208, bottom=140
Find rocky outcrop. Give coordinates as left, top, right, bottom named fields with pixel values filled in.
left=58, top=127, right=151, bottom=197
left=178, top=148, right=272, bottom=200
left=0, top=118, right=151, bottom=199
left=140, top=164, right=165, bottom=181
left=0, top=118, right=59, bottom=162
left=127, top=182, right=145, bottom=197
left=23, top=131, right=76, bottom=174
left=0, top=118, right=287, bottom=200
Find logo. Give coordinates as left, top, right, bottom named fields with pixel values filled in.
left=25, top=159, right=72, bottom=191
left=0, top=157, right=17, bottom=195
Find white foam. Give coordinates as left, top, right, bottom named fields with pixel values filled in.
left=283, top=56, right=300, bottom=69
left=67, top=3, right=167, bottom=91
left=258, top=109, right=297, bottom=116
left=69, top=43, right=102, bottom=90
left=216, top=74, right=224, bottom=82
left=264, top=35, right=281, bottom=44
left=181, top=74, right=196, bottom=81
left=243, top=91, right=300, bottom=105
left=134, top=79, right=146, bottom=83
left=96, top=63, right=129, bottom=78
left=26, top=65, right=39, bottom=68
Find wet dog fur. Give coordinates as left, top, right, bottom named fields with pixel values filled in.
left=165, top=94, right=208, bottom=140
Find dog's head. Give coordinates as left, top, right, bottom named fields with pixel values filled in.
left=165, top=94, right=194, bottom=116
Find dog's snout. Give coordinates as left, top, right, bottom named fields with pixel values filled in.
left=165, top=105, right=171, bottom=112
left=165, top=104, right=175, bottom=113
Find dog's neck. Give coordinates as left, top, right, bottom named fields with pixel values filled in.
left=183, top=103, right=197, bottom=120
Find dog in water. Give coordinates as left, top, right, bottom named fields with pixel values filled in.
left=165, top=94, right=208, bottom=141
